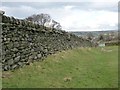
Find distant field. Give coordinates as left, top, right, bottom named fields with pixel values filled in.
left=2, top=46, right=118, bottom=88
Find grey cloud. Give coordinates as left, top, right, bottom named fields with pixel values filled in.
left=2, top=2, right=118, bottom=12
left=98, top=24, right=118, bottom=30
left=68, top=24, right=117, bottom=31
left=1, top=2, right=117, bottom=31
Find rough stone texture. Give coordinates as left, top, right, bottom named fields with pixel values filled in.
left=2, top=15, right=94, bottom=71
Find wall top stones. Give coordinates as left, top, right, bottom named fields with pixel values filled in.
left=0, top=10, right=5, bottom=15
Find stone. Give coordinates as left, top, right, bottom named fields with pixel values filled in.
left=30, top=43, right=33, bottom=46
left=37, top=54, right=41, bottom=58
left=4, top=38, right=7, bottom=41
left=4, top=65, right=9, bottom=71
left=17, top=62, right=23, bottom=67
left=14, top=42, right=19, bottom=47
left=14, top=56, right=20, bottom=62
left=21, top=38, right=24, bottom=41
left=7, top=42, right=13, bottom=49
left=28, top=56, right=33, bottom=60
left=44, top=49, right=48, bottom=53
left=12, top=64, right=18, bottom=69
left=12, top=48, right=18, bottom=52
left=7, top=38, right=10, bottom=41
left=11, top=37, right=17, bottom=41
left=34, top=56, right=37, bottom=59
left=7, top=59, right=14, bottom=65
left=0, top=10, right=5, bottom=15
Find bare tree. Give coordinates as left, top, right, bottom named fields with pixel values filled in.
left=26, top=13, right=51, bottom=27
left=87, top=32, right=94, bottom=41
left=26, top=13, right=62, bottom=30
left=40, top=13, right=51, bottom=26
left=99, top=34, right=104, bottom=41
left=50, top=20, right=62, bottom=30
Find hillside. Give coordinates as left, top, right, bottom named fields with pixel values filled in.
left=70, top=30, right=118, bottom=37
left=2, top=15, right=93, bottom=71
left=71, top=30, right=119, bottom=46
left=2, top=46, right=118, bottom=88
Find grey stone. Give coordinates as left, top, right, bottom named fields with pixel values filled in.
left=21, top=38, right=24, bottom=41
left=7, top=42, right=13, bottom=49
left=4, top=38, right=7, bottom=41
left=44, top=49, right=48, bottom=53
left=30, top=43, right=33, bottom=46
left=28, top=56, right=33, bottom=60
left=7, top=38, right=10, bottom=41
left=14, top=42, right=19, bottom=47
left=4, top=65, right=9, bottom=71
left=12, top=48, right=18, bottom=52
left=34, top=56, right=37, bottom=59
left=7, top=59, right=14, bottom=65
left=14, top=56, right=20, bottom=62
left=18, top=62, right=23, bottom=67
left=37, top=54, right=41, bottom=58
left=12, top=64, right=18, bottom=69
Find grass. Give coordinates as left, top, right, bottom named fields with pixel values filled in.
left=2, top=46, right=118, bottom=88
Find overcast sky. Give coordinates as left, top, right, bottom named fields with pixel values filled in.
left=1, top=0, right=119, bottom=31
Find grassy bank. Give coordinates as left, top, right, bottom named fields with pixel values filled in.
left=2, top=46, right=118, bottom=88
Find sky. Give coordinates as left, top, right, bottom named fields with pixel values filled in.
left=1, top=0, right=119, bottom=31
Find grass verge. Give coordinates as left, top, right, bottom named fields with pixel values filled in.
left=2, top=46, right=118, bottom=88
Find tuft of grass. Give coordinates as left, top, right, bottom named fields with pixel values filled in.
left=2, top=46, right=118, bottom=88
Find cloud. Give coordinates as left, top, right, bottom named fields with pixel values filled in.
left=59, top=9, right=117, bottom=31
left=64, top=5, right=75, bottom=10
left=1, top=5, right=38, bottom=18
left=2, top=0, right=119, bottom=2
left=1, top=2, right=118, bottom=31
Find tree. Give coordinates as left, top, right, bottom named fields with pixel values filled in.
left=26, top=13, right=62, bottom=30
left=87, top=32, right=94, bottom=41
left=99, top=34, right=104, bottom=41
left=50, top=20, right=62, bottom=30
left=40, top=13, right=51, bottom=26
left=26, top=13, right=51, bottom=27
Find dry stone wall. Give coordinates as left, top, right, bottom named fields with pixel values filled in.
left=1, top=15, right=93, bottom=71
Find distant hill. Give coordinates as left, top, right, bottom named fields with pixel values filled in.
left=69, top=30, right=118, bottom=37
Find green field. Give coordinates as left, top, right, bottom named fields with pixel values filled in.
left=2, top=46, right=118, bottom=88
